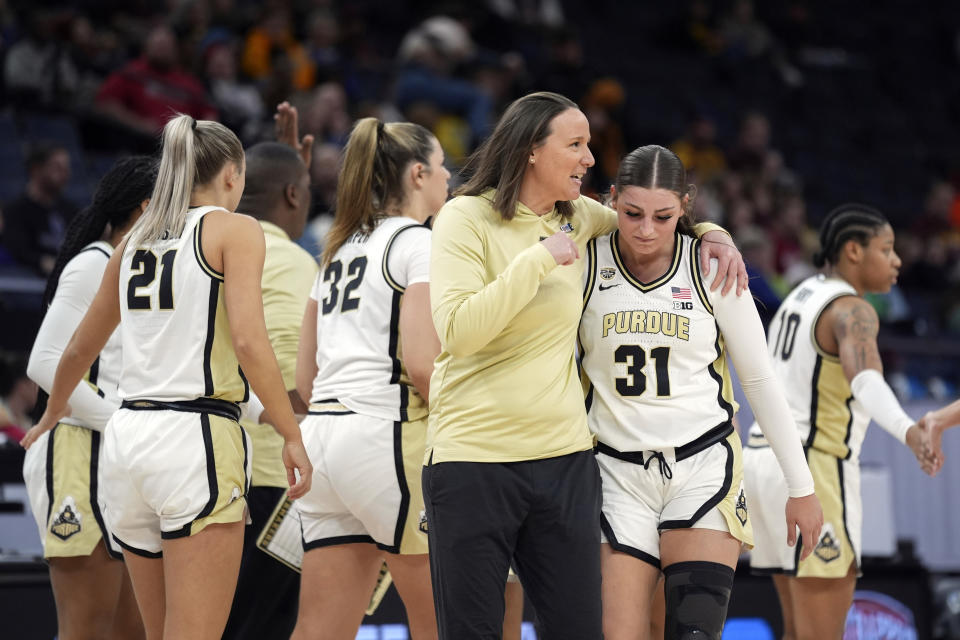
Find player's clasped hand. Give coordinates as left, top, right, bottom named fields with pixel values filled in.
left=910, top=416, right=943, bottom=476
left=283, top=439, right=313, bottom=499
left=785, top=493, right=823, bottom=561
left=541, top=231, right=579, bottom=266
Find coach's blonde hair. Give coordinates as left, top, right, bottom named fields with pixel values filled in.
left=127, top=114, right=244, bottom=247
left=322, top=117, right=435, bottom=267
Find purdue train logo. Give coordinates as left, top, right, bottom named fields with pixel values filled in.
left=599, top=267, right=616, bottom=280
left=814, top=525, right=842, bottom=563
left=50, top=497, right=82, bottom=541
left=735, top=489, right=748, bottom=525
left=418, top=510, right=428, bottom=534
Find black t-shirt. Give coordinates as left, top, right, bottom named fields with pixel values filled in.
left=2, top=193, right=78, bottom=275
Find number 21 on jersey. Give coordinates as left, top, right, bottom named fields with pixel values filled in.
left=126, top=249, right=177, bottom=311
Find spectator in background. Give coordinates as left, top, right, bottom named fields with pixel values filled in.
left=718, top=0, right=803, bottom=87
left=771, top=194, right=817, bottom=282
left=0, top=351, right=34, bottom=443
left=203, top=40, right=265, bottom=143
left=535, top=26, right=590, bottom=105
left=671, top=111, right=728, bottom=183
left=913, top=180, right=957, bottom=239
left=395, top=15, right=493, bottom=147
left=305, top=9, right=342, bottom=82
left=62, top=13, right=124, bottom=111
left=95, top=23, right=217, bottom=136
left=298, top=142, right=340, bottom=256
left=725, top=198, right=756, bottom=237
left=719, top=0, right=774, bottom=61
left=728, top=111, right=777, bottom=180
left=581, top=78, right=625, bottom=197
left=298, top=81, right=351, bottom=147
left=242, top=5, right=315, bottom=91
left=674, top=0, right=723, bottom=55
left=2, top=143, right=77, bottom=276
left=4, top=9, right=78, bottom=109
left=170, top=0, right=211, bottom=72
left=736, top=224, right=785, bottom=326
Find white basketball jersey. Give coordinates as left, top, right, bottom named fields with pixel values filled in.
left=310, top=216, right=428, bottom=422
left=118, top=207, right=249, bottom=403
left=748, top=275, right=868, bottom=460
left=579, top=231, right=737, bottom=452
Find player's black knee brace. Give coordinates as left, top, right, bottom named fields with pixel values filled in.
left=662, top=560, right=735, bottom=640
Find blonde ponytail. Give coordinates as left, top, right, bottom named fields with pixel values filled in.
left=321, top=117, right=434, bottom=267
left=127, top=114, right=244, bottom=248
left=322, top=118, right=378, bottom=267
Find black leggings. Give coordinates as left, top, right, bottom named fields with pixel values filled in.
left=423, top=450, right=602, bottom=640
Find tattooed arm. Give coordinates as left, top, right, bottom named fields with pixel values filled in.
left=829, top=296, right=882, bottom=381
left=821, top=296, right=938, bottom=473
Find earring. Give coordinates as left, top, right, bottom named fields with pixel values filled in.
left=529, top=157, right=535, bottom=164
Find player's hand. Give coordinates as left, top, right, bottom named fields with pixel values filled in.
left=282, top=438, right=313, bottom=500
left=20, top=403, right=70, bottom=450
left=700, top=230, right=748, bottom=296
left=274, top=101, right=314, bottom=170
left=785, top=493, right=823, bottom=561
left=541, top=231, right=579, bottom=266
left=910, top=417, right=943, bottom=475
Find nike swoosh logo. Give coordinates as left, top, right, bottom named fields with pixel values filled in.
left=599, top=283, right=621, bottom=291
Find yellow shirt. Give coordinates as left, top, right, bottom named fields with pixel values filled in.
left=427, top=192, right=614, bottom=463
left=245, top=221, right=319, bottom=487
left=428, top=191, right=727, bottom=464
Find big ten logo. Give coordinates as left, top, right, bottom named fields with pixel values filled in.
left=356, top=623, right=540, bottom=639
left=673, top=301, right=693, bottom=310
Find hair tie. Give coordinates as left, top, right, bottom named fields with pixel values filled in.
left=376, top=120, right=385, bottom=140
left=191, top=117, right=198, bottom=132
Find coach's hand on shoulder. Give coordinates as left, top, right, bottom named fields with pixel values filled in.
left=283, top=438, right=313, bottom=499
left=20, top=403, right=71, bottom=449
left=785, top=493, right=823, bottom=561
left=700, top=230, right=748, bottom=296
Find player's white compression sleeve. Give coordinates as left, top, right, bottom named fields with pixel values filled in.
left=850, top=369, right=913, bottom=445
left=711, top=274, right=815, bottom=498
left=26, top=252, right=118, bottom=431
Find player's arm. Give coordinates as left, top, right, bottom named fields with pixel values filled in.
left=825, top=296, right=937, bottom=473
left=296, top=298, right=319, bottom=408
left=430, top=202, right=563, bottom=358
left=21, top=247, right=124, bottom=448
left=27, top=252, right=120, bottom=431
left=217, top=213, right=312, bottom=498
left=712, top=278, right=822, bottom=558
left=400, top=282, right=441, bottom=403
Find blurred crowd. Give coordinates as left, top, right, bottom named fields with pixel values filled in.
left=0, top=0, right=958, bottom=403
